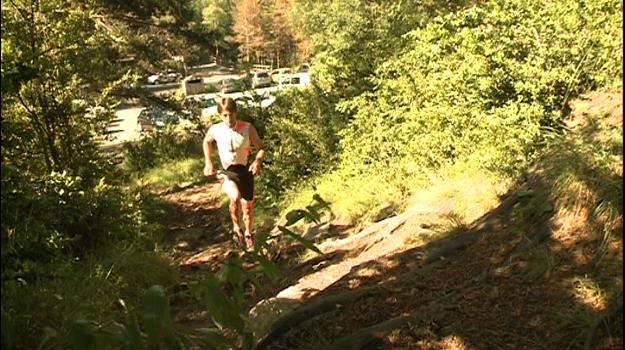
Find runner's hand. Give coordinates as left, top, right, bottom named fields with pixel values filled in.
left=204, top=164, right=216, bottom=177
left=249, top=160, right=261, bottom=176
left=216, top=170, right=228, bottom=182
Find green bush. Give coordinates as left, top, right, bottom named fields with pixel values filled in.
left=1, top=161, right=175, bottom=349
left=3, top=174, right=108, bottom=270
left=1, top=248, right=178, bottom=350
left=338, top=0, right=622, bottom=177
left=254, top=85, right=347, bottom=206
left=1, top=161, right=173, bottom=282
left=122, top=127, right=202, bottom=172
left=2, top=195, right=329, bottom=350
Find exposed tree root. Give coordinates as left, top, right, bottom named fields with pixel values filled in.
left=252, top=191, right=523, bottom=349
left=253, top=253, right=454, bottom=350
left=503, top=217, right=554, bottom=263
left=252, top=255, right=463, bottom=350
left=288, top=251, right=346, bottom=273
left=421, top=192, right=521, bottom=265
left=254, top=286, right=380, bottom=350
left=317, top=212, right=411, bottom=255
left=470, top=192, right=520, bottom=232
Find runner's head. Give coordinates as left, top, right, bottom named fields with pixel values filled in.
left=218, top=97, right=238, bottom=128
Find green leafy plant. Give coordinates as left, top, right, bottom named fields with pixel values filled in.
left=275, top=193, right=331, bottom=254
left=28, top=194, right=330, bottom=350
left=186, top=193, right=330, bottom=348
left=36, top=285, right=185, bottom=350
left=254, top=85, right=345, bottom=207
left=122, top=127, right=202, bottom=172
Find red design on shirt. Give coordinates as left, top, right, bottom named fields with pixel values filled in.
left=235, top=121, right=249, bottom=133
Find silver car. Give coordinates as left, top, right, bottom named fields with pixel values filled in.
left=251, top=71, right=272, bottom=89
left=146, top=70, right=181, bottom=85
left=136, top=107, right=179, bottom=132
left=270, top=68, right=292, bottom=84
left=200, top=96, right=218, bottom=119
left=217, top=78, right=241, bottom=93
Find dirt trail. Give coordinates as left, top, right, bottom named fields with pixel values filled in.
left=162, top=180, right=409, bottom=294
left=161, top=178, right=466, bottom=345
left=164, top=182, right=234, bottom=267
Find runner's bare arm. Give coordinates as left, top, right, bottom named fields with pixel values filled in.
left=203, top=128, right=217, bottom=176
left=248, top=125, right=264, bottom=176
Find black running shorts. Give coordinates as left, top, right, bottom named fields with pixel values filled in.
left=222, top=164, right=255, bottom=201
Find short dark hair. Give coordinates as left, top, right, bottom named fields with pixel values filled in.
left=217, top=97, right=237, bottom=114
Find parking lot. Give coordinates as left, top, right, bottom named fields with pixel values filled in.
left=103, top=63, right=310, bottom=148
left=105, top=78, right=293, bottom=148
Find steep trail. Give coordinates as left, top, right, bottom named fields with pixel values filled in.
left=160, top=182, right=238, bottom=328
left=163, top=182, right=234, bottom=268
left=159, top=177, right=490, bottom=347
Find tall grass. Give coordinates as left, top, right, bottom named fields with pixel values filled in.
left=281, top=159, right=513, bottom=226
left=543, top=112, right=622, bottom=244
left=134, top=157, right=206, bottom=190
left=2, top=245, right=178, bottom=350
left=516, top=107, right=622, bottom=347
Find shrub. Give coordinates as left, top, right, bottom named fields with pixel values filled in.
left=338, top=0, right=622, bottom=177
left=122, top=127, right=202, bottom=172
left=1, top=162, right=176, bottom=350
left=254, top=84, right=347, bottom=206
left=1, top=164, right=169, bottom=281
left=1, top=247, right=178, bottom=350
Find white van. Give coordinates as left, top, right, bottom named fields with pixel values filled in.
left=296, top=72, right=310, bottom=85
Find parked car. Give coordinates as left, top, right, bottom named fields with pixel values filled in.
left=136, top=107, right=180, bottom=132
left=146, top=73, right=161, bottom=85
left=236, top=94, right=276, bottom=109
left=146, top=70, right=182, bottom=85
left=296, top=72, right=310, bottom=85
left=182, top=75, right=205, bottom=95
left=270, top=68, right=292, bottom=84
left=253, top=64, right=272, bottom=72
left=216, top=78, right=241, bottom=93
left=278, top=74, right=301, bottom=86
left=163, top=70, right=182, bottom=83
left=250, top=71, right=272, bottom=89
left=297, top=63, right=310, bottom=73
left=200, top=96, right=218, bottom=119
left=258, top=95, right=276, bottom=108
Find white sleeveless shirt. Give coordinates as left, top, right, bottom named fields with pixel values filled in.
left=208, top=121, right=251, bottom=169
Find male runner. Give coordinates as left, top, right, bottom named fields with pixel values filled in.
left=203, top=97, right=265, bottom=249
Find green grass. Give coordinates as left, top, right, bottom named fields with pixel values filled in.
left=132, top=157, right=206, bottom=190
left=516, top=106, right=622, bottom=347
left=280, top=168, right=410, bottom=224
left=2, top=243, right=179, bottom=350
left=280, top=159, right=513, bottom=228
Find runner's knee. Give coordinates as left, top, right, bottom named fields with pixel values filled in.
left=241, top=199, right=254, bottom=212
left=229, top=200, right=239, bottom=210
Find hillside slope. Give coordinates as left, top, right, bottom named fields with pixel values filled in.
left=165, top=91, right=622, bottom=350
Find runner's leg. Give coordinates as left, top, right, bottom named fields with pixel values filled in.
left=220, top=177, right=243, bottom=241
left=236, top=167, right=255, bottom=249
left=241, top=200, right=254, bottom=248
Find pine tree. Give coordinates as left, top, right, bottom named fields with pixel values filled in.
left=270, top=0, right=296, bottom=67
left=232, top=0, right=265, bottom=63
